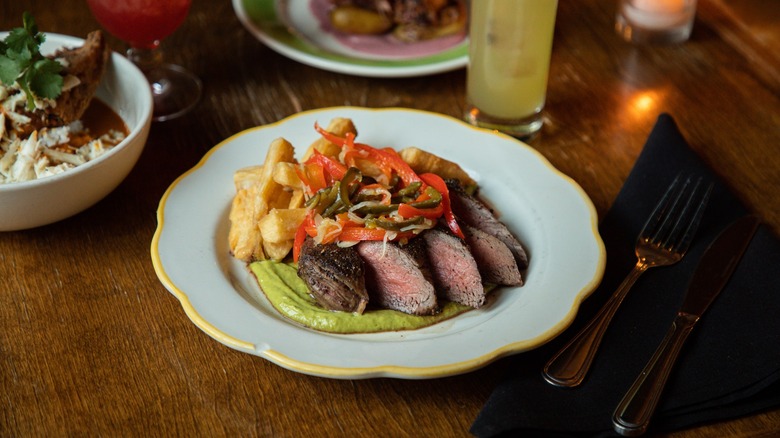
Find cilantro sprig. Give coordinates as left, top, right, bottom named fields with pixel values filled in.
left=0, top=12, right=64, bottom=110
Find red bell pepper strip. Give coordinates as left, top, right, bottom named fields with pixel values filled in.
left=419, top=173, right=464, bottom=239
left=295, top=163, right=328, bottom=194
left=361, top=146, right=420, bottom=187
left=314, top=123, right=421, bottom=187
left=397, top=202, right=444, bottom=221
left=338, top=226, right=415, bottom=242
left=293, top=211, right=315, bottom=262
left=305, top=150, right=347, bottom=183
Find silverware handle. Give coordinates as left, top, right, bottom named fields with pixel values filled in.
left=612, top=313, right=699, bottom=436
left=543, top=262, right=648, bottom=387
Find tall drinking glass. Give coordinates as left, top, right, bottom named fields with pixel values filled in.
left=465, top=0, right=558, bottom=139
left=87, top=0, right=202, bottom=122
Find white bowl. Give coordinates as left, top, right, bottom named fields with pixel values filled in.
left=0, top=32, right=153, bottom=231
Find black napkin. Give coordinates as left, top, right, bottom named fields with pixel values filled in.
left=471, top=114, right=780, bottom=437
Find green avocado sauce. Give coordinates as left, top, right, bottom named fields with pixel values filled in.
left=249, top=261, right=472, bottom=334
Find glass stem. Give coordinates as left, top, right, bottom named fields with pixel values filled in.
left=126, top=46, right=162, bottom=73
left=126, top=46, right=169, bottom=97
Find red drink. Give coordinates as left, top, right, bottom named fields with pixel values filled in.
left=87, top=0, right=192, bottom=49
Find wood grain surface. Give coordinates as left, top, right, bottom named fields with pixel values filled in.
left=2, top=0, right=778, bottom=436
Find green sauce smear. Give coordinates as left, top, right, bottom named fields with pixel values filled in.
left=250, top=261, right=472, bottom=334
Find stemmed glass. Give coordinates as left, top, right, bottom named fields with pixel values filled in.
left=87, top=0, right=202, bottom=122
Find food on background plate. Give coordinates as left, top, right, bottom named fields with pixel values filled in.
left=0, top=13, right=127, bottom=184
left=228, top=118, right=528, bottom=333
left=328, top=0, right=468, bottom=42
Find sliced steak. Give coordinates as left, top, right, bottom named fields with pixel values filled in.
left=422, top=228, right=486, bottom=308
left=446, top=180, right=529, bottom=269
left=357, top=239, right=438, bottom=315
left=463, top=225, right=523, bottom=286
left=297, top=238, right=369, bottom=314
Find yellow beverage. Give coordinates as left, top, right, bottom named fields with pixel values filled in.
left=466, top=0, right=558, bottom=133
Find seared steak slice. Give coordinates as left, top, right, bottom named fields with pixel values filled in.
left=297, top=238, right=369, bottom=314
left=463, top=225, right=523, bottom=286
left=422, top=228, right=486, bottom=308
left=357, top=239, right=438, bottom=315
left=446, top=180, right=529, bottom=269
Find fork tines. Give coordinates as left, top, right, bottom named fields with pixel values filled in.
left=643, top=175, right=714, bottom=252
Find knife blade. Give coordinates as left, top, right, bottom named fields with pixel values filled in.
left=679, top=215, right=760, bottom=317
left=612, top=215, right=760, bottom=436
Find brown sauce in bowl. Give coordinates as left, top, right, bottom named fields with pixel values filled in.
left=79, top=98, right=129, bottom=137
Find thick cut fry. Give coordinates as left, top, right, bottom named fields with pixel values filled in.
left=262, top=240, right=294, bottom=262
left=352, top=157, right=385, bottom=182
left=253, top=138, right=295, bottom=208
left=399, top=147, right=476, bottom=187
left=258, top=208, right=308, bottom=243
left=289, top=189, right=305, bottom=208
left=268, top=187, right=292, bottom=210
left=272, top=162, right=303, bottom=189
left=228, top=188, right=266, bottom=261
left=233, top=165, right=264, bottom=191
left=228, top=138, right=295, bottom=261
left=302, top=117, right=357, bottom=160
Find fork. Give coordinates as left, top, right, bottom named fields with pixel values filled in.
left=542, top=175, right=713, bottom=388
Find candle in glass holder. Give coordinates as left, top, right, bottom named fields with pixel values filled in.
left=616, top=0, right=697, bottom=44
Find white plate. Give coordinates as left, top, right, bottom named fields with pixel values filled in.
left=232, top=0, right=469, bottom=77
left=151, top=107, right=605, bottom=379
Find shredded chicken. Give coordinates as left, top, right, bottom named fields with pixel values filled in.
left=1, top=85, right=124, bottom=184
left=0, top=30, right=123, bottom=184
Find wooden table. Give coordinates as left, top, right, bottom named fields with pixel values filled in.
left=2, top=1, right=778, bottom=436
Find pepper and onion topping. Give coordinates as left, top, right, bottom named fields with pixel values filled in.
left=292, top=124, right=463, bottom=261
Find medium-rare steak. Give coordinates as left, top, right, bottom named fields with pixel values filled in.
left=357, top=239, right=438, bottom=315
left=463, top=225, right=523, bottom=286
left=422, top=228, right=486, bottom=308
left=297, top=238, right=369, bottom=313
left=446, top=180, right=529, bottom=269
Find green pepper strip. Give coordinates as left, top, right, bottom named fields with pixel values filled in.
left=351, top=203, right=399, bottom=215
left=338, top=167, right=362, bottom=208
left=307, top=185, right=339, bottom=216
left=407, top=186, right=442, bottom=209
left=321, top=182, right=347, bottom=217
left=304, top=192, right=320, bottom=209
left=369, top=216, right=425, bottom=231
left=396, top=181, right=421, bottom=197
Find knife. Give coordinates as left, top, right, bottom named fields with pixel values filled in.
left=612, top=215, right=760, bottom=436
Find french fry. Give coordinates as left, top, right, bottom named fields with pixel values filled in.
left=302, top=117, right=357, bottom=160
left=289, top=189, right=305, bottom=209
left=228, top=187, right=266, bottom=261
left=229, top=138, right=295, bottom=261
left=352, top=157, right=385, bottom=181
left=258, top=138, right=295, bottom=194
left=251, top=138, right=295, bottom=211
left=272, top=162, right=303, bottom=189
left=262, top=240, right=294, bottom=262
left=268, top=188, right=292, bottom=210
left=259, top=207, right=307, bottom=261
left=399, top=146, right=476, bottom=187
left=258, top=208, right=308, bottom=243
left=233, top=165, right=264, bottom=191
